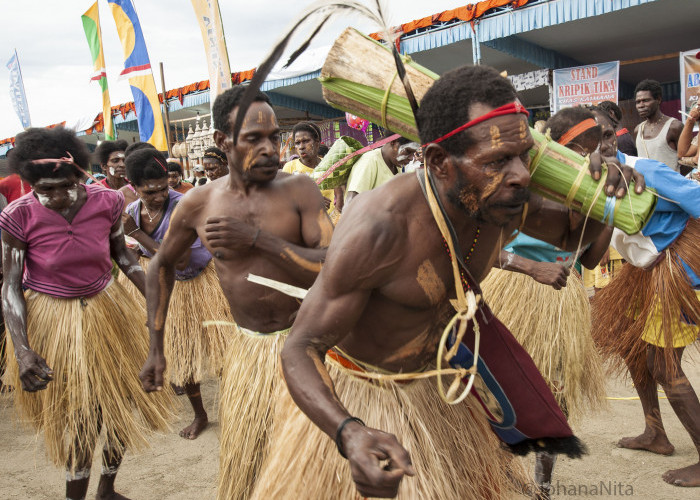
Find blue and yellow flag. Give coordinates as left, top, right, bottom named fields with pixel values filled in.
left=82, top=2, right=114, bottom=140
left=107, top=0, right=167, bottom=150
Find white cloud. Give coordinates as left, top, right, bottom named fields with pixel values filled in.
left=0, top=0, right=471, bottom=139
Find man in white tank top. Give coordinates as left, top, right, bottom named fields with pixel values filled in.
left=634, top=79, right=683, bottom=171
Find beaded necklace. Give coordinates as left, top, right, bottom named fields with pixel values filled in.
left=441, top=225, right=481, bottom=291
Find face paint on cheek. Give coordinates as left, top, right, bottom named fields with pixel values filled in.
left=35, top=193, right=51, bottom=206
left=109, top=167, right=116, bottom=176
left=458, top=186, right=480, bottom=214
left=490, top=125, right=503, bottom=149
left=67, top=187, right=78, bottom=203
left=242, top=148, right=256, bottom=172
left=480, top=172, right=505, bottom=201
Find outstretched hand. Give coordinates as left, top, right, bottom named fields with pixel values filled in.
left=530, top=262, right=570, bottom=290
left=16, top=348, right=53, bottom=392
left=343, top=423, right=416, bottom=498
left=588, top=153, right=646, bottom=197
left=140, top=352, right=166, bottom=393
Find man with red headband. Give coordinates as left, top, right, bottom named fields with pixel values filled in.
left=250, top=65, right=644, bottom=499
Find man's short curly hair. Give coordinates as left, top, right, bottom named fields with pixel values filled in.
left=213, top=85, right=271, bottom=135
left=635, top=79, right=663, bottom=101
left=292, top=122, right=322, bottom=142
left=9, top=127, right=89, bottom=184
left=417, top=65, right=519, bottom=156
left=94, top=139, right=128, bottom=166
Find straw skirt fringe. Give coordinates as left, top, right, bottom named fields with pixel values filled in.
left=250, top=361, right=523, bottom=500
left=217, top=330, right=286, bottom=500
left=3, top=280, right=173, bottom=469
left=481, top=269, right=606, bottom=424
left=592, top=218, right=700, bottom=379
left=118, top=260, right=233, bottom=385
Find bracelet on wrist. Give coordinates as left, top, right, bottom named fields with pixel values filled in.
left=335, top=416, right=365, bottom=459
left=126, top=227, right=140, bottom=237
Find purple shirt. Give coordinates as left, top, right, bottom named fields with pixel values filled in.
left=0, top=184, right=123, bottom=298
left=126, top=189, right=211, bottom=280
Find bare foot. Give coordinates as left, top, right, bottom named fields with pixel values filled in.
left=96, top=492, right=131, bottom=500
left=662, top=463, right=700, bottom=487
left=179, top=415, right=208, bottom=440
left=617, top=433, right=674, bottom=455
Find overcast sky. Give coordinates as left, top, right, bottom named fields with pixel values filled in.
left=0, top=0, right=473, bottom=139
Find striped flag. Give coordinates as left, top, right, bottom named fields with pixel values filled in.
left=107, top=0, right=167, bottom=150
left=81, top=2, right=115, bottom=140
left=6, top=50, right=31, bottom=129
left=190, top=0, right=232, bottom=113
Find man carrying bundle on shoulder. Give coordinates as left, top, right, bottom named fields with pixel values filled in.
left=249, top=65, right=644, bottom=500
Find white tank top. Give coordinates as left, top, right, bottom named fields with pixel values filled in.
left=635, top=119, right=679, bottom=171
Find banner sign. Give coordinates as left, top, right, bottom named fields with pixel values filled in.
left=552, top=61, right=619, bottom=113
left=6, top=50, right=31, bottom=129
left=680, top=49, right=700, bottom=118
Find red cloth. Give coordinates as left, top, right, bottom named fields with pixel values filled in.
left=616, top=128, right=629, bottom=137
left=0, top=174, right=31, bottom=203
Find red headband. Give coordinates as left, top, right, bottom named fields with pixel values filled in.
left=556, top=118, right=598, bottom=146
left=424, top=102, right=530, bottom=147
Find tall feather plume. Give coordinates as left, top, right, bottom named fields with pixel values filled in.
left=230, top=0, right=415, bottom=144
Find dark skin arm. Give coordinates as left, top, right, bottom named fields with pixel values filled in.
left=204, top=178, right=332, bottom=286
left=282, top=213, right=415, bottom=499
left=110, top=218, right=147, bottom=297
left=140, top=202, right=198, bottom=392
left=578, top=225, right=614, bottom=269
left=496, top=250, right=569, bottom=290
left=667, top=119, right=684, bottom=151
left=122, top=212, right=191, bottom=271
left=678, top=106, right=699, bottom=158
left=1, top=232, right=53, bottom=391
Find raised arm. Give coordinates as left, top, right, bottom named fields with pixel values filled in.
left=678, top=107, right=699, bottom=158
left=140, top=200, right=198, bottom=392
left=281, top=209, right=414, bottom=498
left=1, top=232, right=53, bottom=391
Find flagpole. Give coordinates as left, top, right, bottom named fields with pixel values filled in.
left=159, top=62, right=172, bottom=157
left=14, top=48, right=32, bottom=127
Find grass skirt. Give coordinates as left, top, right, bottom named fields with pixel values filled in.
left=217, top=329, right=287, bottom=500
left=250, top=360, right=523, bottom=499
left=118, top=260, right=233, bottom=385
left=481, top=269, right=606, bottom=424
left=3, top=280, right=174, bottom=470
left=592, top=218, right=700, bottom=379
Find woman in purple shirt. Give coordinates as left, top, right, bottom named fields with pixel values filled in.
left=0, top=127, right=172, bottom=500
left=121, top=148, right=231, bottom=441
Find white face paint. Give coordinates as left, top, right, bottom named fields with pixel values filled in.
left=109, top=167, right=116, bottom=176
left=67, top=187, right=78, bottom=203
left=35, top=193, right=51, bottom=206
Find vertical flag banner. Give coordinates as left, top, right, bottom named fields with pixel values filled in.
left=680, top=49, right=700, bottom=118
left=82, top=2, right=115, bottom=140
left=190, top=0, right=232, bottom=113
left=6, top=50, right=32, bottom=129
left=107, top=0, right=167, bottom=150
left=552, top=61, right=620, bottom=113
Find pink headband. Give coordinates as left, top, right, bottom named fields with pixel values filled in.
left=30, top=152, right=100, bottom=183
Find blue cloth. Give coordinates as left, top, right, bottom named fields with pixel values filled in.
left=619, top=152, right=700, bottom=287
left=503, top=233, right=574, bottom=265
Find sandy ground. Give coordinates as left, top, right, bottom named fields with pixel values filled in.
left=1, top=361, right=699, bottom=499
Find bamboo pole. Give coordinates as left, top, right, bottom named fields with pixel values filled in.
left=159, top=62, right=173, bottom=157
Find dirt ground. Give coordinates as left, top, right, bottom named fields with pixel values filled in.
left=1, top=360, right=699, bottom=499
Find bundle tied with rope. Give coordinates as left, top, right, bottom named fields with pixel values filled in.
left=319, top=27, right=656, bottom=235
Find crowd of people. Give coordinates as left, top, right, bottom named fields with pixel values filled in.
left=0, top=67, right=698, bottom=500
